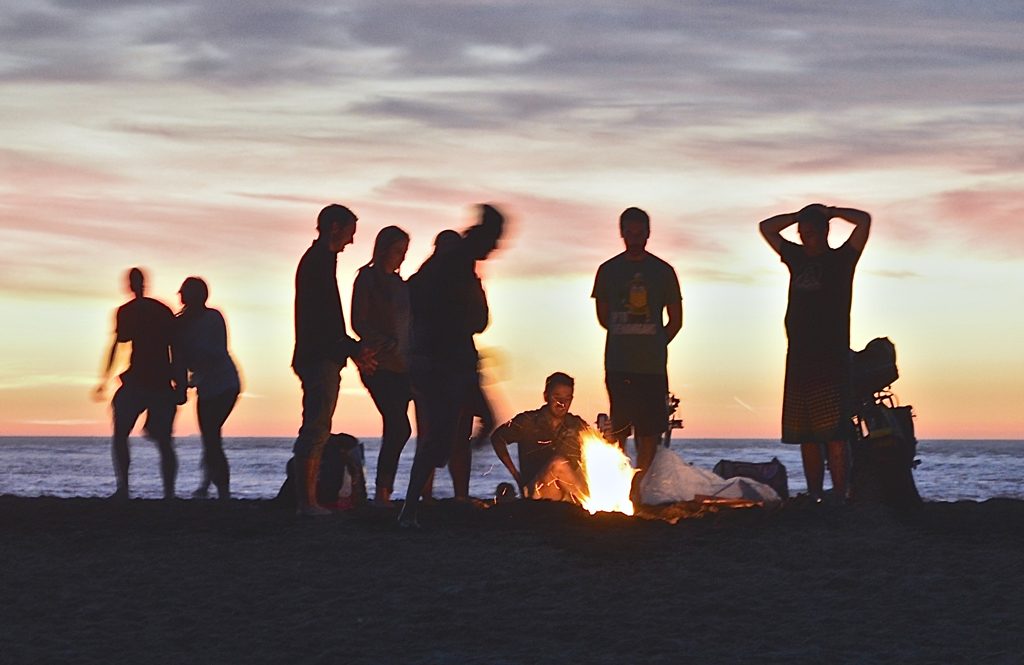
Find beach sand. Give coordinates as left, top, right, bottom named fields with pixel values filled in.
left=1, top=496, right=1022, bottom=664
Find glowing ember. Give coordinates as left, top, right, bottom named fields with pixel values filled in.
left=579, top=433, right=637, bottom=515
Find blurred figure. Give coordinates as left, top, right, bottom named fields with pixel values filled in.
left=398, top=204, right=505, bottom=527
left=437, top=228, right=497, bottom=503
left=759, top=203, right=871, bottom=502
left=176, top=276, right=241, bottom=501
left=291, top=204, right=377, bottom=516
left=592, top=207, right=682, bottom=500
left=351, top=226, right=413, bottom=506
left=490, top=372, right=589, bottom=502
left=96, top=267, right=186, bottom=499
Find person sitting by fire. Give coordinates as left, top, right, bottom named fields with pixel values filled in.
left=489, top=371, right=592, bottom=502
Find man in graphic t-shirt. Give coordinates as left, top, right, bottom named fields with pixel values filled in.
left=591, top=207, right=683, bottom=499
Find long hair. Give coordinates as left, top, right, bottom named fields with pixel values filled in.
left=363, top=226, right=410, bottom=272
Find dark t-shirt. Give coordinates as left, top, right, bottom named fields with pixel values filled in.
left=116, top=296, right=175, bottom=390
left=408, top=246, right=488, bottom=373
left=591, top=252, right=682, bottom=375
left=494, top=408, right=590, bottom=485
left=292, top=239, right=360, bottom=369
left=779, top=239, right=861, bottom=358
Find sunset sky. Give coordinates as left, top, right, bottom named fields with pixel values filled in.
left=2, top=2, right=1022, bottom=440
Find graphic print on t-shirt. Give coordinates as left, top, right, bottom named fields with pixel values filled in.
left=611, top=272, right=657, bottom=336
left=627, top=272, right=649, bottom=320
left=792, top=263, right=823, bottom=292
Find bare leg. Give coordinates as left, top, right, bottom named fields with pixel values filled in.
left=448, top=439, right=471, bottom=500
left=399, top=453, right=435, bottom=527
left=155, top=436, right=178, bottom=500
left=112, top=435, right=130, bottom=499
left=448, top=403, right=474, bottom=500
left=801, top=443, right=825, bottom=499
left=630, top=435, right=659, bottom=502
left=421, top=469, right=434, bottom=501
left=826, top=440, right=849, bottom=500
left=110, top=388, right=140, bottom=500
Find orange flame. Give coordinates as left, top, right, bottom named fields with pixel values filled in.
left=579, top=433, right=637, bottom=515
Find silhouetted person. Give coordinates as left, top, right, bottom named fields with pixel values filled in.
left=351, top=225, right=413, bottom=506
left=96, top=267, right=185, bottom=499
left=490, top=372, right=590, bottom=502
left=176, top=276, right=241, bottom=501
left=398, top=204, right=505, bottom=527
left=759, top=203, right=871, bottom=502
left=440, top=228, right=497, bottom=503
left=291, top=204, right=376, bottom=516
left=592, top=207, right=682, bottom=500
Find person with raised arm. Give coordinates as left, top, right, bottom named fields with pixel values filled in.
left=759, top=203, right=871, bottom=503
left=95, top=267, right=186, bottom=500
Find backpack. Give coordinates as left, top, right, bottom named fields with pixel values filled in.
left=851, top=337, right=899, bottom=397
left=276, top=433, right=368, bottom=510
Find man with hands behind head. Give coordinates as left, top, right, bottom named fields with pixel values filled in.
left=759, top=203, right=871, bottom=503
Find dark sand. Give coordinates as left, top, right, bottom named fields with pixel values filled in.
left=1, top=496, right=1022, bottom=664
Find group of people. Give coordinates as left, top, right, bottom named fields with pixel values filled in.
left=95, top=269, right=240, bottom=500
left=97, top=199, right=870, bottom=515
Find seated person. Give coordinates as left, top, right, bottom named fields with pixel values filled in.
left=490, top=372, right=592, bottom=502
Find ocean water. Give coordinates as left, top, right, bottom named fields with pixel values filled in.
left=0, top=436, right=1021, bottom=502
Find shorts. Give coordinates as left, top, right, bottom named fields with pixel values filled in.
left=606, top=372, right=669, bottom=438
left=113, top=383, right=177, bottom=441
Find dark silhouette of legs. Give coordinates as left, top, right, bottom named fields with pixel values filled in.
left=363, top=370, right=412, bottom=504
left=448, top=407, right=473, bottom=500
left=156, top=436, right=177, bottom=499
left=801, top=440, right=849, bottom=501
left=197, top=390, right=238, bottom=500
left=293, top=361, right=341, bottom=515
left=111, top=384, right=144, bottom=499
left=400, top=369, right=473, bottom=526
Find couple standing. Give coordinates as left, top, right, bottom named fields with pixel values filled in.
left=96, top=268, right=240, bottom=500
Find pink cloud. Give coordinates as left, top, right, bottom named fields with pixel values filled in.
left=933, top=188, right=1024, bottom=257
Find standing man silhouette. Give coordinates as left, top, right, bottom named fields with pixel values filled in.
left=291, top=204, right=376, bottom=516
left=96, top=267, right=186, bottom=500
left=759, top=203, right=871, bottom=503
left=592, top=207, right=682, bottom=499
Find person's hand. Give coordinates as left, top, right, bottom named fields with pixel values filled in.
left=92, top=383, right=107, bottom=403
left=353, top=346, right=378, bottom=375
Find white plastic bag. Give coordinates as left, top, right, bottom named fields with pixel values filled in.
left=640, top=448, right=780, bottom=505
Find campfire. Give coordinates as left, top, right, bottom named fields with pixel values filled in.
left=578, top=433, right=637, bottom=516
